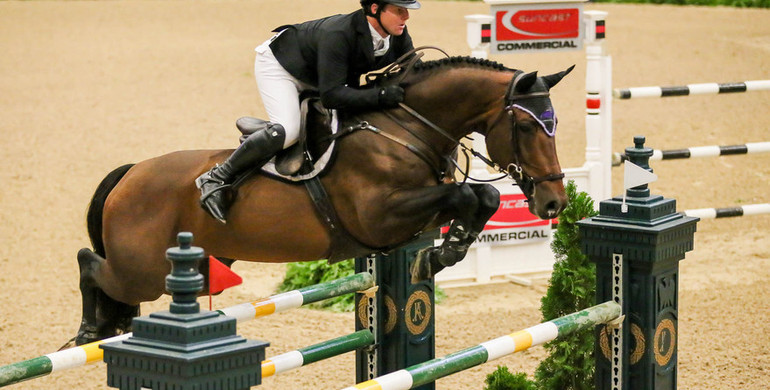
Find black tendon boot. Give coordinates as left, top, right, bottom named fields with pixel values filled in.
left=196, top=123, right=286, bottom=223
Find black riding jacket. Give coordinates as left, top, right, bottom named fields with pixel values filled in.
left=269, top=9, right=415, bottom=111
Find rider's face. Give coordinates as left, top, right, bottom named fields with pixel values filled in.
left=378, top=4, right=409, bottom=36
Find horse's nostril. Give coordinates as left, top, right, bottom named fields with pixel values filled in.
left=545, top=200, right=563, bottom=218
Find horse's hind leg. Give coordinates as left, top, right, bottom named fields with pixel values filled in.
left=75, top=248, right=139, bottom=345
left=74, top=248, right=100, bottom=345
left=95, top=289, right=139, bottom=340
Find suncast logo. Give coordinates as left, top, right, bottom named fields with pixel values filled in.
left=496, top=9, right=579, bottom=41
left=483, top=193, right=550, bottom=230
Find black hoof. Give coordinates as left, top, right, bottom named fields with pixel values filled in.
left=75, top=321, right=100, bottom=346
left=410, top=248, right=444, bottom=284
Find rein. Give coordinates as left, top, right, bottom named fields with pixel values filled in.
left=345, top=54, right=565, bottom=190
left=365, top=45, right=450, bottom=85
left=377, top=75, right=566, bottom=189
left=366, top=48, right=511, bottom=182
left=387, top=102, right=505, bottom=183
left=349, top=89, right=566, bottom=187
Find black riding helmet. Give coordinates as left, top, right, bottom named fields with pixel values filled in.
left=361, top=0, right=421, bottom=12
left=361, top=0, right=420, bottom=36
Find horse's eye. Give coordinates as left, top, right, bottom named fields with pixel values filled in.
left=516, top=120, right=537, bottom=134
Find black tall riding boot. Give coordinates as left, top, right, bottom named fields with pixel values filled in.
left=196, top=123, right=286, bottom=223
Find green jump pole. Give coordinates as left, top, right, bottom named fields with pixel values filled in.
left=219, top=271, right=375, bottom=322
left=0, top=272, right=374, bottom=388
left=343, top=301, right=621, bottom=390
left=262, top=329, right=374, bottom=378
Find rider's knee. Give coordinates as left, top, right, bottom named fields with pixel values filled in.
left=275, top=119, right=300, bottom=148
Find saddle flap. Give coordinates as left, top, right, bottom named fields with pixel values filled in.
left=236, top=97, right=332, bottom=178
left=236, top=117, right=271, bottom=144
left=235, top=116, right=304, bottom=175
left=275, top=143, right=305, bottom=175
left=274, top=97, right=329, bottom=176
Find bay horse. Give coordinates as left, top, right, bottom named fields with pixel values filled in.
left=73, top=56, right=572, bottom=345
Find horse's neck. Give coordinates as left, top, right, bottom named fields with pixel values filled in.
left=405, top=67, right=508, bottom=140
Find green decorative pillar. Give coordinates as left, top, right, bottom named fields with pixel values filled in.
left=577, top=136, right=699, bottom=390
left=355, top=231, right=438, bottom=390
left=101, top=232, right=268, bottom=390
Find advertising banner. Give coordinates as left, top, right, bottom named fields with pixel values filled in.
left=475, top=193, right=552, bottom=246
left=486, top=0, right=585, bottom=54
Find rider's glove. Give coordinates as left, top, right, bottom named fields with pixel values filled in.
left=378, top=85, right=405, bottom=108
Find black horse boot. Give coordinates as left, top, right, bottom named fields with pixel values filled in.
left=196, top=123, right=286, bottom=223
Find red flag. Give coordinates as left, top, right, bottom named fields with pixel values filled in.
left=208, top=256, right=242, bottom=294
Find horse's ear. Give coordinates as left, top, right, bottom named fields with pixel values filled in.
left=514, top=71, right=538, bottom=93
left=542, top=65, right=576, bottom=89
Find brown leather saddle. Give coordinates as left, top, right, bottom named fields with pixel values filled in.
left=235, top=96, right=330, bottom=178
left=233, top=98, right=382, bottom=262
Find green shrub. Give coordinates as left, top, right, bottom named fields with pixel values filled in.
left=278, top=258, right=445, bottom=312
left=483, top=181, right=599, bottom=389
left=277, top=259, right=359, bottom=312
left=484, top=366, right=537, bottom=390
left=535, top=181, right=598, bottom=390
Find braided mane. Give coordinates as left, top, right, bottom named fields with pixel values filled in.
left=412, top=56, right=514, bottom=73
left=375, top=55, right=516, bottom=86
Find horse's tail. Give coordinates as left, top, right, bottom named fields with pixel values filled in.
left=86, top=163, right=134, bottom=257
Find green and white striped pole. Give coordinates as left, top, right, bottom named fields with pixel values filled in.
left=220, top=272, right=374, bottom=322
left=342, top=301, right=621, bottom=390
left=0, top=272, right=374, bottom=388
left=0, top=333, right=132, bottom=388
left=262, top=329, right=374, bottom=378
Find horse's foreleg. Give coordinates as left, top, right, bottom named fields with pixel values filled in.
left=433, top=184, right=501, bottom=263
left=462, top=183, right=502, bottom=244
left=410, top=184, right=500, bottom=282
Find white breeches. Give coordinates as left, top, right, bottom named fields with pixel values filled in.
left=254, top=39, right=313, bottom=149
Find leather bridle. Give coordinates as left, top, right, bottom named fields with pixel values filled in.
left=364, top=72, right=565, bottom=197
left=334, top=52, right=566, bottom=194
left=500, top=71, right=566, bottom=196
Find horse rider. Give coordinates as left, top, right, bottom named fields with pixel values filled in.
left=196, top=0, right=421, bottom=223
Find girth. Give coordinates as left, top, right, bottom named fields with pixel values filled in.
left=305, top=175, right=403, bottom=263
